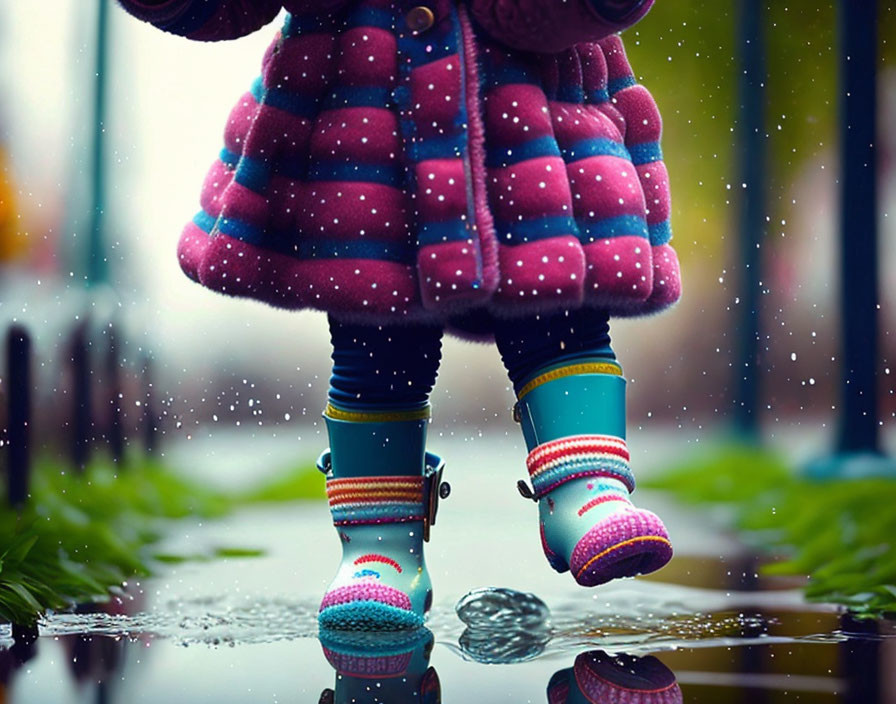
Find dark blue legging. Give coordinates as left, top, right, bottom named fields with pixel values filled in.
left=328, top=309, right=614, bottom=409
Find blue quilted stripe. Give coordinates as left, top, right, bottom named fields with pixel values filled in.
left=409, top=133, right=466, bottom=161
left=495, top=215, right=579, bottom=245
left=578, top=214, right=649, bottom=242
left=325, top=85, right=393, bottom=110
left=531, top=457, right=635, bottom=498
left=234, top=155, right=270, bottom=192
left=345, top=5, right=393, bottom=30
left=252, top=76, right=319, bottom=119
left=556, top=83, right=585, bottom=104
left=486, top=135, right=561, bottom=168
left=649, top=220, right=672, bottom=246
left=587, top=88, right=610, bottom=104
left=212, top=215, right=415, bottom=264
left=608, top=75, right=637, bottom=94
left=219, top=147, right=239, bottom=169
left=216, top=216, right=264, bottom=244
left=417, top=219, right=471, bottom=246
left=308, top=161, right=403, bottom=187
left=297, top=239, right=415, bottom=264
left=561, top=138, right=631, bottom=163
left=401, top=28, right=456, bottom=66
left=192, top=210, right=216, bottom=234
left=158, top=0, right=220, bottom=36
left=224, top=149, right=400, bottom=185
left=628, top=141, right=663, bottom=165
left=477, top=51, right=541, bottom=88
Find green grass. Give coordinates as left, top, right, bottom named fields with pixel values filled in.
left=0, top=454, right=322, bottom=627
left=642, top=445, right=896, bottom=618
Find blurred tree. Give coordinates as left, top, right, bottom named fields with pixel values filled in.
left=625, top=1, right=895, bottom=267
left=0, top=144, right=25, bottom=261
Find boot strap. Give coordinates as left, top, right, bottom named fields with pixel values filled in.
left=327, top=475, right=426, bottom=527
left=524, top=435, right=635, bottom=501
left=423, top=452, right=450, bottom=542
left=321, top=451, right=449, bottom=542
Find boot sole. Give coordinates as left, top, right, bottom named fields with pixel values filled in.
left=318, top=601, right=424, bottom=631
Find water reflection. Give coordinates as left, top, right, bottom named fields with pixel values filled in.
left=0, top=625, right=37, bottom=702
left=318, top=627, right=440, bottom=704
left=548, top=650, right=681, bottom=704
left=61, top=604, right=131, bottom=704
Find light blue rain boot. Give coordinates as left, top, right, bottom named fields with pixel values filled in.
left=317, top=627, right=441, bottom=704
left=514, top=359, right=672, bottom=586
left=317, top=403, right=449, bottom=630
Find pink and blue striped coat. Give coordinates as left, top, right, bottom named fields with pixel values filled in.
left=119, top=0, right=681, bottom=336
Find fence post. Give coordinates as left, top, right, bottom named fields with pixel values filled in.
left=6, top=324, right=31, bottom=508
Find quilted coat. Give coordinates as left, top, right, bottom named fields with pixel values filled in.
left=118, top=0, right=682, bottom=336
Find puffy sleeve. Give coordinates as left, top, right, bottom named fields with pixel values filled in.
left=116, top=0, right=284, bottom=41
left=466, top=0, right=653, bottom=54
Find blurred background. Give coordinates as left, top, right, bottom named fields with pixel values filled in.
left=0, top=0, right=894, bottom=459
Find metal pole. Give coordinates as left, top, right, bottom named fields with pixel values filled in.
left=837, top=0, right=879, bottom=455
left=87, top=0, right=109, bottom=286
left=733, top=0, right=766, bottom=440
left=71, top=321, right=92, bottom=472
left=6, top=324, right=31, bottom=507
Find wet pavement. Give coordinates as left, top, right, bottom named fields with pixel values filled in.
left=2, top=430, right=895, bottom=702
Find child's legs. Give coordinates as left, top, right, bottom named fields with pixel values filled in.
left=494, top=308, right=623, bottom=450
left=493, top=308, right=614, bottom=393
left=325, top=314, right=444, bottom=478
left=319, top=316, right=444, bottom=629
left=328, top=314, right=443, bottom=411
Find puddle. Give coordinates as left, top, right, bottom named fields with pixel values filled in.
left=2, top=575, right=894, bottom=703
left=2, top=462, right=894, bottom=703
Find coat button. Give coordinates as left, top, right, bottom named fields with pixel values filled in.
left=406, top=5, right=435, bottom=33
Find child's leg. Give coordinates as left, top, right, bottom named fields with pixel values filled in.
left=494, top=308, right=672, bottom=586
left=318, top=315, right=444, bottom=630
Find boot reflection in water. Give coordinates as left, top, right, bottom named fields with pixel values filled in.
left=318, top=627, right=440, bottom=704
left=547, top=650, right=682, bottom=704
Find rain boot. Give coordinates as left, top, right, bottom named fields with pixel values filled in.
left=317, top=627, right=441, bottom=704
left=514, top=359, right=672, bottom=586
left=317, top=403, right=449, bottom=630
left=547, top=649, right=682, bottom=704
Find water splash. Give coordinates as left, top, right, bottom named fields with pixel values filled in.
left=447, top=586, right=865, bottom=664
left=40, top=596, right=321, bottom=647
left=456, top=587, right=550, bottom=630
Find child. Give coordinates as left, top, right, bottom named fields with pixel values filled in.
left=118, top=0, right=681, bottom=631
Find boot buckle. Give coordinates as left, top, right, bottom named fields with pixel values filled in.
left=423, top=451, right=450, bottom=542
left=517, top=480, right=537, bottom=501
left=316, top=449, right=332, bottom=475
